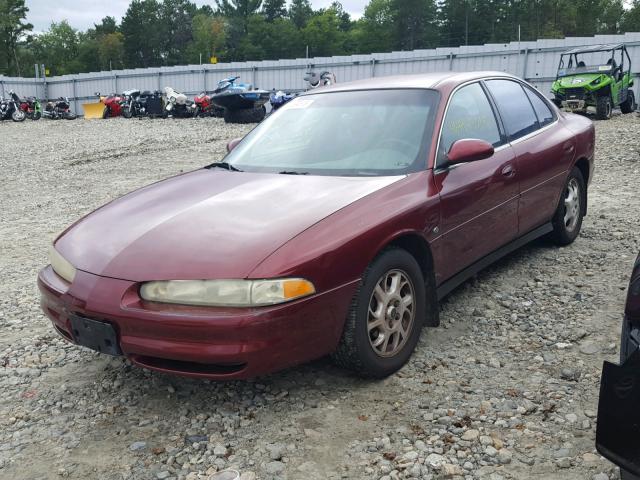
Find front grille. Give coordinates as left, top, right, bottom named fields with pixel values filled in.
left=564, top=88, right=585, bottom=100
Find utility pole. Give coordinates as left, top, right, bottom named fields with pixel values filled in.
left=465, top=0, right=469, bottom=46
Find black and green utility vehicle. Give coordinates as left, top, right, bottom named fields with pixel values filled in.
left=551, top=43, right=636, bottom=120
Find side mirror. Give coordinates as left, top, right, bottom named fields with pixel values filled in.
left=447, top=139, right=494, bottom=165
left=226, top=138, right=242, bottom=153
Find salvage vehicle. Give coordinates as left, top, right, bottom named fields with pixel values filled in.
left=597, top=253, right=640, bottom=479
left=551, top=43, right=636, bottom=120
left=38, top=72, right=595, bottom=380
left=211, top=76, right=269, bottom=124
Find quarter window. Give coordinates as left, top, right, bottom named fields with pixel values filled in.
left=524, top=86, right=555, bottom=127
left=438, top=82, right=502, bottom=166
left=485, top=79, right=539, bottom=141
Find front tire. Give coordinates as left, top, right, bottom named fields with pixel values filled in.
left=621, top=90, right=636, bottom=114
left=63, top=111, right=77, bottom=120
left=596, top=96, right=612, bottom=120
left=331, top=248, right=426, bottom=378
left=122, top=107, right=133, bottom=119
left=550, top=166, right=585, bottom=245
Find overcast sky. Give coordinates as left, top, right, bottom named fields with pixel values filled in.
left=25, top=1, right=366, bottom=32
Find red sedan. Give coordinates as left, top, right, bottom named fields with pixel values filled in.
left=39, top=72, right=595, bottom=380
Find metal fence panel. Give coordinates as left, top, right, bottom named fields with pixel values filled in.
left=2, top=31, right=639, bottom=115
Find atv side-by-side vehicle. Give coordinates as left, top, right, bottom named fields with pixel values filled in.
left=551, top=43, right=636, bottom=120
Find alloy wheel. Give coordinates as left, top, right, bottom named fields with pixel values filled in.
left=564, top=178, right=581, bottom=232
left=367, top=269, right=416, bottom=358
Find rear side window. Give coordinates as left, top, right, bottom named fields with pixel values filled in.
left=438, top=82, right=502, bottom=166
left=524, top=86, right=555, bottom=127
left=485, top=79, right=539, bottom=141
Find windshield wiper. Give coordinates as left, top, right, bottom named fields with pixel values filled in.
left=209, top=162, right=243, bottom=172
left=279, top=170, right=309, bottom=175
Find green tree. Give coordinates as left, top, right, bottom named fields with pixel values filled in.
left=391, top=0, right=437, bottom=50
left=121, top=0, right=163, bottom=67
left=353, top=0, right=394, bottom=53
left=99, top=32, right=125, bottom=70
left=216, top=0, right=262, bottom=32
left=262, top=0, right=286, bottom=21
left=622, top=0, right=640, bottom=32
left=0, top=0, right=33, bottom=76
left=302, top=7, right=347, bottom=57
left=289, top=0, right=313, bottom=28
left=159, top=0, right=197, bottom=65
left=31, top=21, right=82, bottom=75
left=187, top=13, right=226, bottom=63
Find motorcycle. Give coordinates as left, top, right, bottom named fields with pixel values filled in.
left=163, top=86, right=196, bottom=118
left=122, top=89, right=164, bottom=118
left=0, top=91, right=26, bottom=122
left=194, top=91, right=224, bottom=117
left=304, top=71, right=337, bottom=89
left=269, top=89, right=296, bottom=111
left=43, top=97, right=77, bottom=120
left=96, top=92, right=124, bottom=118
left=18, top=95, right=42, bottom=120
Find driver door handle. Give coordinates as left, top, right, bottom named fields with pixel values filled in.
left=501, top=164, right=516, bottom=178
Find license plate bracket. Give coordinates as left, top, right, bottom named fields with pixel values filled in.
left=69, top=314, right=122, bottom=356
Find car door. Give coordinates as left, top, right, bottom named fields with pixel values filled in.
left=432, top=81, right=519, bottom=284
left=485, top=79, right=576, bottom=235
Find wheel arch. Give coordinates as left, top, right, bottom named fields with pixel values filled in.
left=382, top=232, right=440, bottom=328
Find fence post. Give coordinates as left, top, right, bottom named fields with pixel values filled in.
left=202, top=66, right=206, bottom=92
left=72, top=78, right=78, bottom=115
left=522, top=48, right=529, bottom=80
left=0, top=78, right=4, bottom=98
left=252, top=66, right=257, bottom=87
left=114, top=73, right=118, bottom=94
left=449, top=53, right=455, bottom=71
left=158, top=71, right=162, bottom=91
left=370, top=58, right=376, bottom=78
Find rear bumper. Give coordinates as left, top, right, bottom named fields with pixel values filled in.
left=38, top=266, right=357, bottom=379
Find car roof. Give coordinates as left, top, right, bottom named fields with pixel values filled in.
left=562, top=43, right=624, bottom=55
left=304, top=71, right=521, bottom=94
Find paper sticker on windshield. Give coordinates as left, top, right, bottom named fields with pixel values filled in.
left=599, top=65, right=611, bottom=71
left=287, top=98, right=314, bottom=109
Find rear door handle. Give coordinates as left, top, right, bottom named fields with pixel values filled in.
left=501, top=165, right=515, bottom=178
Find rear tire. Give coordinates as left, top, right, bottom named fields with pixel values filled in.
left=621, top=90, right=636, bottom=114
left=31, top=111, right=41, bottom=121
left=596, top=96, right=612, bottom=120
left=63, top=112, right=77, bottom=120
left=550, top=166, right=585, bottom=245
left=223, top=106, right=266, bottom=124
left=11, top=109, right=26, bottom=122
left=331, top=248, right=426, bottom=378
left=102, top=107, right=109, bottom=119
left=621, top=469, right=640, bottom=480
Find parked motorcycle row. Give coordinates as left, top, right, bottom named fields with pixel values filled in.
left=93, top=76, right=268, bottom=124
left=0, top=91, right=77, bottom=122
left=1, top=71, right=335, bottom=125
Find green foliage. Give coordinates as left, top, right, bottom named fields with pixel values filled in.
left=6, top=0, right=640, bottom=78
left=0, top=0, right=33, bottom=75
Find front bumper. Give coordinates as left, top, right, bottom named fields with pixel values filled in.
left=38, top=266, right=357, bottom=379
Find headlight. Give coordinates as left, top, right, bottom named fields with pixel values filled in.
left=591, top=76, right=602, bottom=86
left=139, top=278, right=316, bottom=307
left=49, top=246, right=76, bottom=283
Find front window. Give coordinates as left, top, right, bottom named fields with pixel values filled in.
left=223, top=89, right=438, bottom=176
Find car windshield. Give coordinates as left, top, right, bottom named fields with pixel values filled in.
left=223, top=89, right=438, bottom=176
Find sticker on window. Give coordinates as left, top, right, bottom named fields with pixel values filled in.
left=599, top=65, right=611, bottom=71
left=286, top=98, right=314, bottom=109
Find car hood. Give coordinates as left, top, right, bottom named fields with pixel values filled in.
left=55, top=168, right=402, bottom=281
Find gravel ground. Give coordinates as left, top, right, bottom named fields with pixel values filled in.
left=1, top=113, right=639, bottom=480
